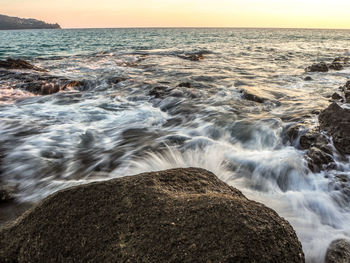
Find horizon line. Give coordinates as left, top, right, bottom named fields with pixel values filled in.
left=60, top=26, right=350, bottom=30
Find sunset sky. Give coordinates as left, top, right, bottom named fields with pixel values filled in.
left=2, top=0, right=350, bottom=29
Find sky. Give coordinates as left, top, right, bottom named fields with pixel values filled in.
left=2, top=0, right=350, bottom=29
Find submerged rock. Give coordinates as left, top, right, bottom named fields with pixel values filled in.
left=0, top=58, right=47, bottom=72
left=0, top=168, right=304, bottom=263
left=325, top=239, right=350, bottom=263
left=240, top=88, right=268, bottom=103
left=319, top=102, right=350, bottom=155
left=177, top=82, right=192, bottom=88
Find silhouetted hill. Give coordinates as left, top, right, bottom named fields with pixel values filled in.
left=0, top=14, right=61, bottom=30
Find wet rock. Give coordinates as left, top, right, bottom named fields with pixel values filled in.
left=178, top=52, right=205, bottom=61
left=241, top=89, right=267, bottom=103
left=177, top=82, right=192, bottom=88
left=328, top=62, right=343, bottom=71
left=0, top=168, right=305, bottom=263
left=0, top=58, right=47, bottom=72
left=325, top=239, right=350, bottom=263
left=148, top=86, right=171, bottom=98
left=107, top=77, right=127, bottom=84
left=305, top=62, right=329, bottom=72
left=345, top=91, right=350, bottom=103
left=0, top=70, right=84, bottom=95
left=331, top=92, right=343, bottom=101
left=0, top=185, right=15, bottom=203
left=333, top=57, right=350, bottom=66
left=306, top=147, right=334, bottom=173
left=319, top=102, right=350, bottom=154
left=304, top=76, right=313, bottom=81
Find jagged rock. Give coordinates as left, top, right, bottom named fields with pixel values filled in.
left=306, top=147, right=334, bottom=173
left=0, top=168, right=305, bottom=263
left=0, top=58, right=47, bottom=72
left=325, top=239, right=350, bottom=263
left=0, top=70, right=83, bottom=95
left=305, top=62, right=329, bottom=72
left=331, top=92, right=343, bottom=101
left=319, top=102, right=350, bottom=155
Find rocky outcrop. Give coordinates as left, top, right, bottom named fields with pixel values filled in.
left=319, top=102, right=350, bottom=155
left=285, top=124, right=335, bottom=172
left=305, top=57, right=349, bottom=73
left=0, top=58, right=47, bottom=72
left=305, top=62, right=329, bottom=72
left=325, top=239, right=350, bottom=263
left=0, top=14, right=60, bottom=30
left=0, top=69, right=84, bottom=95
left=0, top=168, right=305, bottom=263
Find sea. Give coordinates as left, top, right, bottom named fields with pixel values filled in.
left=1, top=28, right=350, bottom=262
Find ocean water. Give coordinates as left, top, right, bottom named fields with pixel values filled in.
left=1, top=28, right=350, bottom=262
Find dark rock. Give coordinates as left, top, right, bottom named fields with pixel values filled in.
left=304, top=76, right=313, bottom=81
left=306, top=147, right=334, bottom=173
left=0, top=70, right=83, bottom=95
left=178, top=52, right=205, bottom=61
left=0, top=58, right=47, bottom=72
left=325, top=239, right=350, bottom=263
left=345, top=91, right=350, bottom=103
left=333, top=57, right=350, bottom=65
left=328, top=62, right=343, bottom=71
left=319, top=102, right=350, bottom=154
left=107, top=77, right=127, bottom=84
left=331, top=92, right=343, bottom=101
left=241, top=89, right=267, bottom=103
left=0, top=185, right=15, bottom=203
left=0, top=168, right=305, bottom=263
left=177, top=82, right=192, bottom=88
left=305, top=62, right=329, bottom=72
left=148, top=86, right=171, bottom=98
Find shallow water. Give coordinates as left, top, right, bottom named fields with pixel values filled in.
left=1, top=28, right=350, bottom=262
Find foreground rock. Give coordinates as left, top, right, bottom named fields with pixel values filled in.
left=325, top=239, right=350, bottom=263
left=0, top=168, right=304, bottom=262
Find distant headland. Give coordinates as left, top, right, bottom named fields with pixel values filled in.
left=0, top=14, right=61, bottom=30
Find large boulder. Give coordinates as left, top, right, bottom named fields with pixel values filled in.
left=319, top=102, right=350, bottom=154
left=0, top=168, right=304, bottom=263
left=325, top=239, right=350, bottom=263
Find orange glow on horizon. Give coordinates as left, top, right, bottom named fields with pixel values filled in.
left=2, top=0, right=350, bottom=29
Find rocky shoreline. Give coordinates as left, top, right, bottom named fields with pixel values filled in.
left=1, top=56, right=350, bottom=262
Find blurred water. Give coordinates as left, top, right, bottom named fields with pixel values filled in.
left=1, top=28, right=350, bottom=262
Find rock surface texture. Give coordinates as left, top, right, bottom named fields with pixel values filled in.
left=0, top=168, right=305, bottom=263
left=325, top=239, right=350, bottom=263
